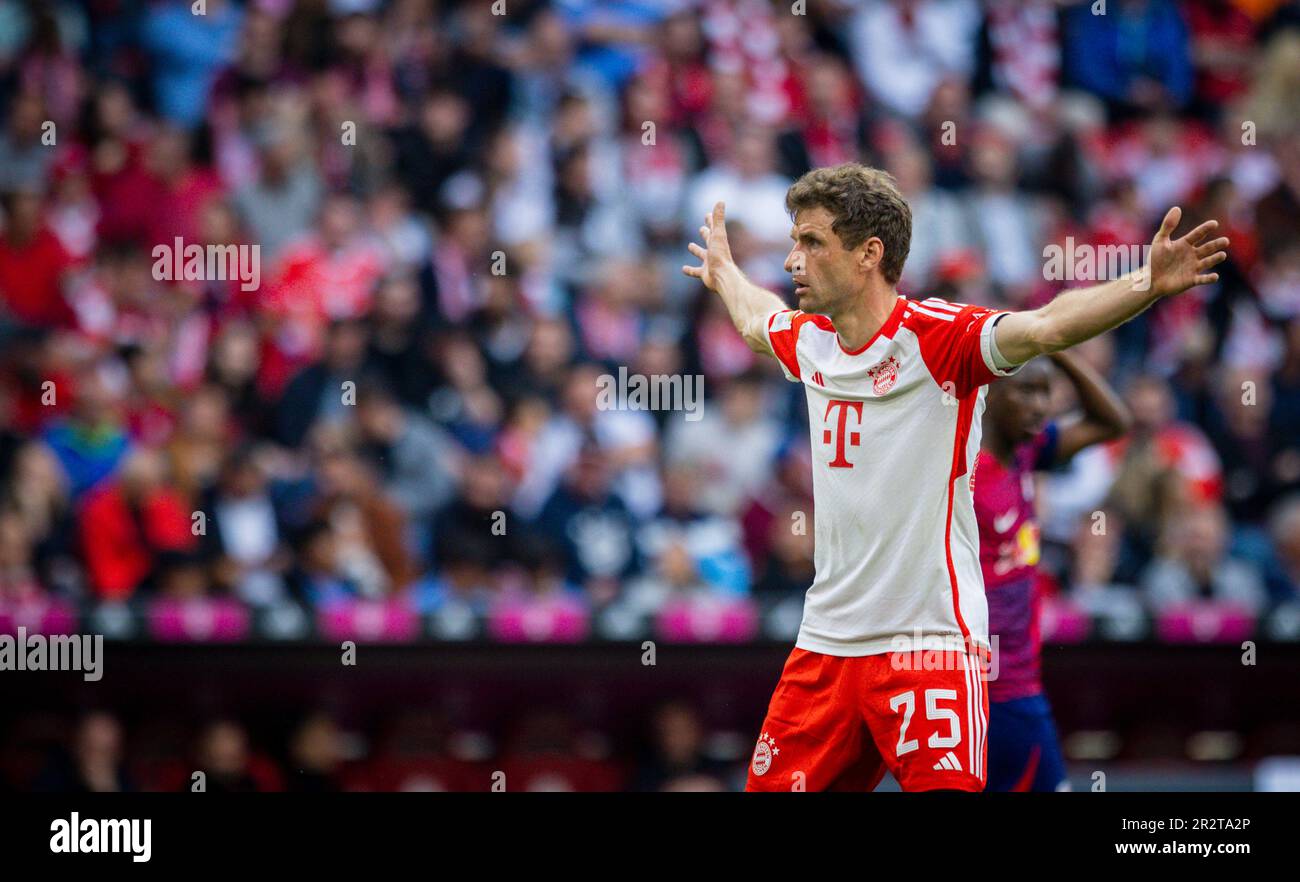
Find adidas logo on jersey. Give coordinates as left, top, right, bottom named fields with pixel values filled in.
left=932, top=751, right=963, bottom=772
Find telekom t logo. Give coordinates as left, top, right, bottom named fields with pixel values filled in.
left=823, top=399, right=864, bottom=468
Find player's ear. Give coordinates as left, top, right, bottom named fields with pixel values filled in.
left=860, top=237, right=883, bottom=274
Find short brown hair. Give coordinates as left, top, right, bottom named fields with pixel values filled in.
left=785, top=163, right=912, bottom=284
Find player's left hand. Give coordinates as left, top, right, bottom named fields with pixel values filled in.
left=1146, top=206, right=1230, bottom=299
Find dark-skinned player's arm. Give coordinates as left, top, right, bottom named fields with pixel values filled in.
left=682, top=202, right=787, bottom=356
left=993, top=207, right=1230, bottom=365
left=1046, top=350, right=1132, bottom=465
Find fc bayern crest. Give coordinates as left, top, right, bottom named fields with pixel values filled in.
left=866, top=356, right=900, bottom=395
left=752, top=732, right=778, bottom=776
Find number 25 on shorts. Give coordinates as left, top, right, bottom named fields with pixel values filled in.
left=888, top=688, right=962, bottom=755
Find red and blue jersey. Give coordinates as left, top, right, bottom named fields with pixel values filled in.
left=973, top=422, right=1058, bottom=702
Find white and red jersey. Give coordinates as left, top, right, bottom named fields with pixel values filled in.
left=764, top=295, right=1019, bottom=657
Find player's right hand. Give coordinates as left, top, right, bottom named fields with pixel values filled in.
left=682, top=201, right=734, bottom=292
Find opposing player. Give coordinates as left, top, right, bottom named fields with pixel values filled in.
left=976, top=352, right=1130, bottom=791
left=681, top=163, right=1227, bottom=791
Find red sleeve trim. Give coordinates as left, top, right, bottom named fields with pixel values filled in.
left=767, top=310, right=804, bottom=381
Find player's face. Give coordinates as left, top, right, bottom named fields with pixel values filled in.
left=785, top=207, right=863, bottom=315
left=989, top=362, right=1051, bottom=443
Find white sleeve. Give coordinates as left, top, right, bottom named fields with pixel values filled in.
left=982, top=312, right=1024, bottom=376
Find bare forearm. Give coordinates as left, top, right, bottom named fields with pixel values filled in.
left=997, top=271, right=1158, bottom=364
left=714, top=263, right=789, bottom=352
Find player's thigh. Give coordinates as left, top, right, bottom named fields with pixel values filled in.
left=745, top=648, right=866, bottom=792
left=987, top=695, right=1068, bottom=792
left=861, top=651, right=988, bottom=792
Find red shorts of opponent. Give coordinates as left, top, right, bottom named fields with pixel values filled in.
left=746, top=647, right=988, bottom=792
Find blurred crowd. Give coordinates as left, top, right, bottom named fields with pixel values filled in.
left=3, top=704, right=751, bottom=792
left=2, top=0, right=1300, bottom=634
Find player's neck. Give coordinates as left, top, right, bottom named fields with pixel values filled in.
left=830, top=285, right=898, bottom=353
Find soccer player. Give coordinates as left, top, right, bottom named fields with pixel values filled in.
left=976, top=352, right=1130, bottom=791
left=681, top=163, right=1227, bottom=791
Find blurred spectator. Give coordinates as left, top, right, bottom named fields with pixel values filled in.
left=847, top=0, right=981, bottom=120
left=265, top=190, right=386, bottom=333
left=741, top=439, right=814, bottom=570
left=205, top=319, right=272, bottom=439
left=274, top=318, right=369, bottom=448
left=167, top=384, right=234, bottom=498
left=35, top=711, right=132, bottom=793
left=1266, top=494, right=1300, bottom=601
left=192, top=719, right=280, bottom=792
left=1105, top=373, right=1223, bottom=579
left=287, top=713, right=345, bottom=792
left=633, top=701, right=730, bottom=792
left=0, top=91, right=55, bottom=193
left=1205, top=366, right=1279, bottom=521
left=664, top=370, right=782, bottom=517
left=428, top=329, right=504, bottom=451
left=392, top=88, right=475, bottom=217
left=142, top=0, right=243, bottom=129
left=0, top=188, right=74, bottom=328
left=41, top=360, right=130, bottom=498
left=536, top=443, right=639, bottom=607
left=752, top=500, right=816, bottom=600
left=1063, top=0, right=1193, bottom=116
left=1268, top=320, right=1300, bottom=497
left=625, top=463, right=751, bottom=613
left=1069, top=506, right=1137, bottom=599
left=306, top=436, right=415, bottom=596
left=959, top=122, right=1046, bottom=293
left=516, top=363, right=661, bottom=519
left=0, top=441, right=75, bottom=595
left=887, top=136, right=968, bottom=291
left=363, top=272, right=437, bottom=408
left=1184, top=0, right=1258, bottom=115
left=230, top=123, right=323, bottom=261
left=355, top=378, right=461, bottom=551
left=1142, top=503, right=1267, bottom=613
left=431, top=451, right=515, bottom=574
left=290, top=518, right=362, bottom=607
left=976, top=0, right=1062, bottom=111
left=205, top=449, right=291, bottom=607
left=0, top=504, right=42, bottom=602
left=78, top=447, right=197, bottom=601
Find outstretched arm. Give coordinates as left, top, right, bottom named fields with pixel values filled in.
left=682, top=202, right=788, bottom=356
left=1048, top=350, right=1132, bottom=464
left=994, top=207, right=1229, bottom=365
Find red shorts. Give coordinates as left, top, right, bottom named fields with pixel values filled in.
left=745, top=647, right=988, bottom=792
